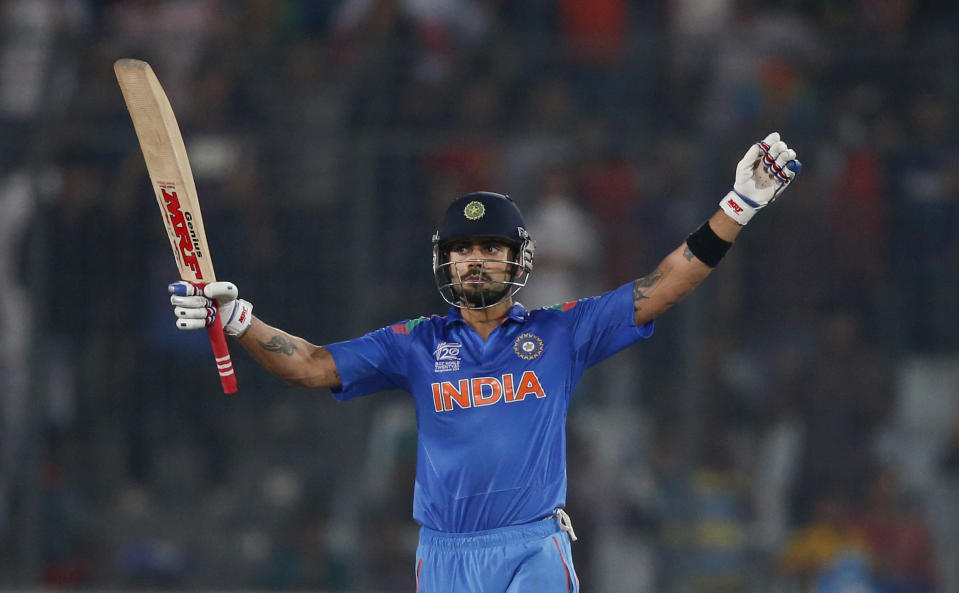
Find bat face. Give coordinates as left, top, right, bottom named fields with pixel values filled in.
left=114, top=59, right=216, bottom=283
left=116, top=58, right=237, bottom=393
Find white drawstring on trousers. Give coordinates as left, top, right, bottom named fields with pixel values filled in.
left=554, top=508, right=578, bottom=542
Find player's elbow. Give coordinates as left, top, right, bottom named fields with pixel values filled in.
left=292, top=373, right=341, bottom=390
left=281, top=373, right=316, bottom=389
left=284, top=347, right=342, bottom=389
left=274, top=344, right=341, bottom=389
left=276, top=366, right=338, bottom=389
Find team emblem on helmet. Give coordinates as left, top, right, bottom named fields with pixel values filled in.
left=514, top=333, right=544, bottom=360
left=464, top=200, right=486, bottom=220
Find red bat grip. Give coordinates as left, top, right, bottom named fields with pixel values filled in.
left=206, top=307, right=238, bottom=394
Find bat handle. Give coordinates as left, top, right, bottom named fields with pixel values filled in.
left=207, top=314, right=238, bottom=394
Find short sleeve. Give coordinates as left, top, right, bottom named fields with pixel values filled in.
left=561, top=282, right=654, bottom=368
left=325, top=325, right=411, bottom=400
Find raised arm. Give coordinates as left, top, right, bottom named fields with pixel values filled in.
left=169, top=282, right=342, bottom=389
left=236, top=317, right=342, bottom=389
left=633, top=132, right=801, bottom=326
left=632, top=210, right=742, bottom=326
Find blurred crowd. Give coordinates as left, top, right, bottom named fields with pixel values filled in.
left=1, top=0, right=959, bottom=592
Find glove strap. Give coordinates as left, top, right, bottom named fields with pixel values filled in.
left=222, top=299, right=253, bottom=337
left=720, top=190, right=758, bottom=225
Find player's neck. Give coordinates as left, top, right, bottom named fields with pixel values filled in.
left=461, top=299, right=513, bottom=341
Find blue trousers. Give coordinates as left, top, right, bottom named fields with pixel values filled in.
left=414, top=518, right=579, bottom=593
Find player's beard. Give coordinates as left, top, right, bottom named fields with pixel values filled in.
left=453, top=266, right=512, bottom=307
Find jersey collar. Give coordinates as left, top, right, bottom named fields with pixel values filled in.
left=444, top=302, right=529, bottom=326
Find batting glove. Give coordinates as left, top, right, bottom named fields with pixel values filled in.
left=720, top=132, right=802, bottom=225
left=169, top=281, right=253, bottom=337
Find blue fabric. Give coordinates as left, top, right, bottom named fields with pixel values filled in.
left=415, top=519, right=579, bottom=593
left=326, top=281, right=653, bottom=532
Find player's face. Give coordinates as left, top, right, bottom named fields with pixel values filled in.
left=446, top=240, right=516, bottom=306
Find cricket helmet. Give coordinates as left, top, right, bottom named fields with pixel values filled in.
left=432, top=191, right=535, bottom=309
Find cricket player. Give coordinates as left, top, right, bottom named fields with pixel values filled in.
left=169, top=133, right=800, bottom=592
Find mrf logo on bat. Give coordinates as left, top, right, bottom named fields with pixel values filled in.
left=161, top=185, right=204, bottom=279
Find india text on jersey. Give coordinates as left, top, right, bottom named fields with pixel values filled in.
left=430, top=371, right=546, bottom=412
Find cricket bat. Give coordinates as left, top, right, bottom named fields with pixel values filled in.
left=114, top=58, right=238, bottom=394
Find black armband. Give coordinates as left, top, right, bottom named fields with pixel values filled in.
left=685, top=220, right=732, bottom=268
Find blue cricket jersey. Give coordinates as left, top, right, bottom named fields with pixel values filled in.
left=326, top=281, right=654, bottom=533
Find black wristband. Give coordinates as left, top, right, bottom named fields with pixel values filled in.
left=685, top=220, right=732, bottom=268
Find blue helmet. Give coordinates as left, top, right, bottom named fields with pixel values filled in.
left=432, top=192, right=535, bottom=309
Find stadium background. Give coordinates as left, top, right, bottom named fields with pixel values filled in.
left=1, top=1, right=958, bottom=592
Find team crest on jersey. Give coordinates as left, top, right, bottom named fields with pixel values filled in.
left=464, top=200, right=485, bottom=220
left=434, top=341, right=462, bottom=372
left=513, top=333, right=544, bottom=360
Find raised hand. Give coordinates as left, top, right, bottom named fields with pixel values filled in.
left=169, top=281, right=253, bottom=337
left=720, top=132, right=801, bottom=225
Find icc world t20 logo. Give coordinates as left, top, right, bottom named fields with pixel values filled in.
left=434, top=342, right=462, bottom=373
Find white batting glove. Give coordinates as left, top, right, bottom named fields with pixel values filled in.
left=169, top=281, right=253, bottom=337
left=720, top=132, right=802, bottom=225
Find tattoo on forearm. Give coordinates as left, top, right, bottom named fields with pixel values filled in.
left=682, top=246, right=695, bottom=261
left=633, top=270, right=663, bottom=312
left=258, top=335, right=298, bottom=356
